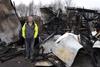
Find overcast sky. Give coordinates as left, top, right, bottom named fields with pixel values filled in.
left=11, top=0, right=100, bottom=9
left=73, top=0, right=100, bottom=9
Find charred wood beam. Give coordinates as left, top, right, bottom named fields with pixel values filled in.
left=40, top=8, right=56, bottom=17
left=0, top=50, right=23, bottom=63
left=67, top=7, right=98, bottom=13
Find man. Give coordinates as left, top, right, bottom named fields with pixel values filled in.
left=22, top=16, right=38, bottom=60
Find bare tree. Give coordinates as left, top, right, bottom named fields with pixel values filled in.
left=15, top=0, right=73, bottom=17
left=50, top=0, right=64, bottom=11
left=28, top=1, right=34, bottom=15
left=16, top=3, right=28, bottom=17
left=65, top=0, right=72, bottom=7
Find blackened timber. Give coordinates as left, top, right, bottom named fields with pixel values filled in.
left=67, top=7, right=98, bottom=13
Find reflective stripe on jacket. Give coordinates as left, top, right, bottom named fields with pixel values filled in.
left=22, top=22, right=38, bottom=39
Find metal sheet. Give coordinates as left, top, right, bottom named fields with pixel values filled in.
left=42, top=33, right=83, bottom=67
left=42, top=35, right=61, bottom=53
left=53, top=34, right=83, bottom=67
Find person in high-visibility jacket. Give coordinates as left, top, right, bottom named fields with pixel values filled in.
left=22, top=16, right=38, bottom=60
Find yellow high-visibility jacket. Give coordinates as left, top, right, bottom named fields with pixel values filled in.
left=22, top=22, right=38, bottom=39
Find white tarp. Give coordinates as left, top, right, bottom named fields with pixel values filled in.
left=93, top=41, right=100, bottom=48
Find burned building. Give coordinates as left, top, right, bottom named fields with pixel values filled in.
left=0, top=0, right=20, bottom=43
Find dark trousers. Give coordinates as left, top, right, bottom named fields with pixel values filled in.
left=25, top=37, right=34, bottom=59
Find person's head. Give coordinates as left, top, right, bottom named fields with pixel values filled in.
left=27, top=16, right=33, bottom=23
